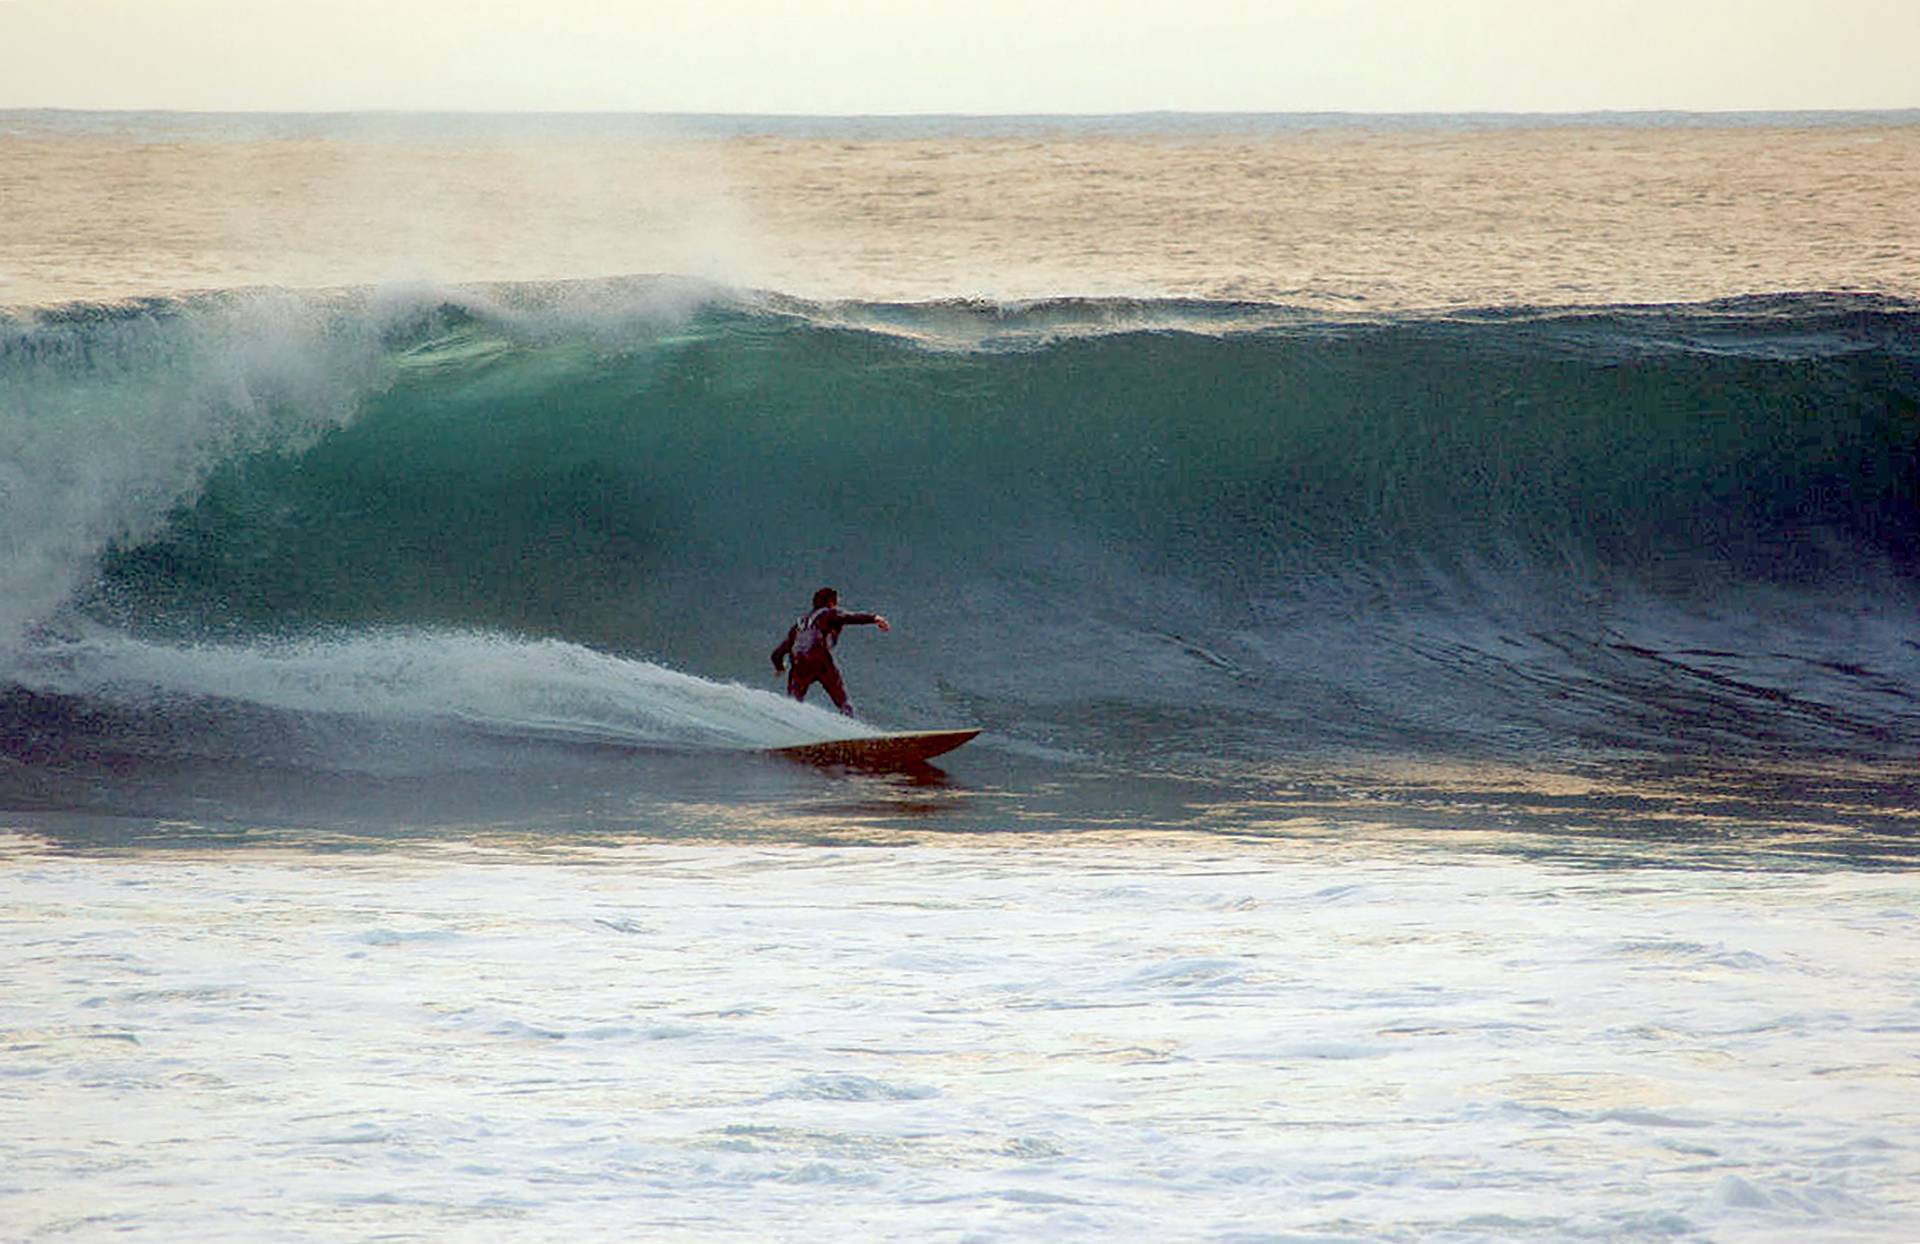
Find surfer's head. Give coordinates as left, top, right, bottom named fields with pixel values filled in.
left=812, top=586, right=838, bottom=609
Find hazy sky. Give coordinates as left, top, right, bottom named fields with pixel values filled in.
left=0, top=0, right=1913, bottom=114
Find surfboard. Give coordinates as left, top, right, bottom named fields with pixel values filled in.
left=770, top=728, right=980, bottom=768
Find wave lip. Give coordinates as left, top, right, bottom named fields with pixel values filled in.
left=0, top=288, right=402, bottom=654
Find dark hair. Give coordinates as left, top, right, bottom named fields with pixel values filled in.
left=811, top=586, right=838, bottom=609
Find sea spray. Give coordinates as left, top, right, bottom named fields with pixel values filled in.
left=11, top=625, right=871, bottom=755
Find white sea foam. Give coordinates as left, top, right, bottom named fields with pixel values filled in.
left=2, top=838, right=1916, bottom=1241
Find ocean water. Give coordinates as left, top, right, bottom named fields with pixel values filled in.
left=3, top=111, right=1919, bottom=1241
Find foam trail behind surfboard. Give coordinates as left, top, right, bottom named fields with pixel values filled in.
left=9, top=627, right=880, bottom=754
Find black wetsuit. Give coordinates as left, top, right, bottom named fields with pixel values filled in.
left=771, top=606, right=882, bottom=715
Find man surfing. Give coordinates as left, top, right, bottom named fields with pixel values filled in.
left=770, top=586, right=891, bottom=716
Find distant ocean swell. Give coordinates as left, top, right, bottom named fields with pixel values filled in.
left=1, top=280, right=1916, bottom=770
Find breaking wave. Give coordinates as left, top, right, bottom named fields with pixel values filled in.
left=3, top=279, right=1916, bottom=771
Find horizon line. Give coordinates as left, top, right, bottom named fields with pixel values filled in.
left=4, top=105, right=1918, bottom=120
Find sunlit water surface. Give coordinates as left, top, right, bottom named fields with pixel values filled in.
left=4, top=756, right=1918, bottom=1243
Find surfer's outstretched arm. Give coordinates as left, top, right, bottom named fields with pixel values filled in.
left=838, top=611, right=891, bottom=632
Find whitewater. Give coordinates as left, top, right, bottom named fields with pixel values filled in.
left=3, top=112, right=1919, bottom=1242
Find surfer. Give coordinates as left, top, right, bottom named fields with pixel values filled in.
left=771, top=587, right=891, bottom=716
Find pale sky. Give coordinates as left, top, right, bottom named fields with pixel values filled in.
left=0, top=0, right=1913, bottom=114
